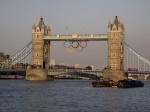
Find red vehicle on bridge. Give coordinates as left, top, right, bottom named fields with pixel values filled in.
left=127, top=68, right=138, bottom=71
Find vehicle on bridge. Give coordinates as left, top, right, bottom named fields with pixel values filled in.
left=128, top=68, right=138, bottom=71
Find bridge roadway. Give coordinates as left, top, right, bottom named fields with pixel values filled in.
left=44, top=34, right=108, bottom=41
left=0, top=69, right=150, bottom=78
left=48, top=70, right=150, bottom=76
left=0, top=69, right=25, bottom=72
left=125, top=71, right=150, bottom=74
left=0, top=69, right=25, bottom=79
left=48, top=69, right=103, bottom=76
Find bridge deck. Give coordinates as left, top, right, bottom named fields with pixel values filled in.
left=44, top=34, right=108, bottom=41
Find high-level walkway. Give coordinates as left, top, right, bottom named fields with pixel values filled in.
left=44, top=34, right=108, bottom=41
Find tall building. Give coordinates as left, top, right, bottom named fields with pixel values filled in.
left=32, top=17, right=51, bottom=69
left=91, top=65, right=94, bottom=70
left=50, top=59, right=56, bottom=66
left=74, top=64, right=80, bottom=68
left=103, top=15, right=126, bottom=81
left=0, top=52, right=9, bottom=62
left=107, top=15, right=125, bottom=71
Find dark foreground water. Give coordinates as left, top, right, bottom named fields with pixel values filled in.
left=0, top=79, right=150, bottom=112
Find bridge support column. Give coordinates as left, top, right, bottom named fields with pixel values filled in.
left=103, top=70, right=126, bottom=82
left=26, top=66, right=48, bottom=81
left=31, top=16, right=51, bottom=70
left=26, top=17, right=52, bottom=81
left=103, top=15, right=127, bottom=81
left=25, top=65, right=54, bottom=81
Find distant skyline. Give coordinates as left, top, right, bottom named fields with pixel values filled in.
left=0, top=0, right=150, bottom=69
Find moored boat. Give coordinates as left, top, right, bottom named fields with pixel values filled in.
left=92, top=79, right=144, bottom=88
left=117, top=79, right=144, bottom=88
left=92, top=80, right=112, bottom=87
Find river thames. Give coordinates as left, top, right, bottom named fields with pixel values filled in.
left=0, top=79, right=150, bottom=112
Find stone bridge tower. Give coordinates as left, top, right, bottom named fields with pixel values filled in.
left=103, top=15, right=126, bottom=81
left=32, top=17, right=50, bottom=70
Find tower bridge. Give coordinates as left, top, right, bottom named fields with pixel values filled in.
left=1, top=15, right=150, bottom=81
left=26, top=15, right=126, bottom=81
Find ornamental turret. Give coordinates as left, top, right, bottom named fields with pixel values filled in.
left=47, top=25, right=51, bottom=36
left=118, top=21, right=122, bottom=32
left=108, top=20, right=112, bottom=32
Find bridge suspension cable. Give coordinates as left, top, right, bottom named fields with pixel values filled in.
left=0, top=41, right=32, bottom=69
left=124, top=41, right=150, bottom=71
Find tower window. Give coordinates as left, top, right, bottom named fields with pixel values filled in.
left=34, top=60, right=38, bottom=65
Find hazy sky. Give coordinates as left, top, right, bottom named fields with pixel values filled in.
left=0, top=0, right=150, bottom=69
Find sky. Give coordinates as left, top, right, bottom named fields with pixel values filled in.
left=0, top=0, right=150, bottom=69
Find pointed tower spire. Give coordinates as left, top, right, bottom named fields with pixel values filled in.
left=113, top=15, right=119, bottom=26
left=48, top=25, right=51, bottom=31
left=38, top=16, right=45, bottom=29
left=108, top=20, right=111, bottom=27
left=41, top=22, right=44, bottom=29
left=122, top=21, right=124, bottom=29
left=47, top=25, right=51, bottom=36
left=118, top=20, right=121, bottom=27
left=113, top=12, right=119, bottom=30
left=40, top=16, right=43, bottom=20
left=32, top=23, right=35, bottom=29
left=116, top=11, right=118, bottom=17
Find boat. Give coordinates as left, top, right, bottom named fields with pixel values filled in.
left=117, top=79, right=144, bottom=88
left=79, top=77, right=89, bottom=80
left=92, top=80, right=112, bottom=87
left=92, top=79, right=144, bottom=88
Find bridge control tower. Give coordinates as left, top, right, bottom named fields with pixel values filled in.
left=26, top=17, right=51, bottom=81
left=103, top=15, right=126, bottom=81
left=32, top=16, right=50, bottom=69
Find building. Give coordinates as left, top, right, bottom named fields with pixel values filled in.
left=32, top=16, right=50, bottom=69
left=50, top=59, right=56, bottom=66
left=74, top=64, right=80, bottom=68
left=107, top=15, right=124, bottom=70
left=0, top=52, right=9, bottom=62
left=103, top=15, right=126, bottom=81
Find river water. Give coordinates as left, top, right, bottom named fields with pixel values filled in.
left=0, top=79, right=150, bottom=112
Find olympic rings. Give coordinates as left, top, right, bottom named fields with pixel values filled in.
left=64, top=40, right=71, bottom=48
left=80, top=40, right=87, bottom=48
left=72, top=41, right=79, bottom=48
left=67, top=44, right=75, bottom=52
left=63, top=40, right=87, bottom=52
left=76, top=46, right=83, bottom=52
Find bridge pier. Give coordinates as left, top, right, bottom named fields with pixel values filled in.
left=102, top=70, right=127, bottom=82
left=25, top=66, right=54, bottom=81
left=26, top=16, right=52, bottom=81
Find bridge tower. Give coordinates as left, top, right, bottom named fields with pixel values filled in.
left=103, top=15, right=126, bottom=81
left=26, top=17, right=51, bottom=81
left=32, top=16, right=50, bottom=70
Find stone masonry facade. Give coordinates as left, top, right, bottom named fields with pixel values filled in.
left=32, top=17, right=50, bottom=70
